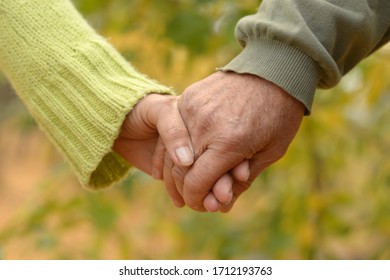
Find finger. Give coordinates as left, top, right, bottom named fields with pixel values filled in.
left=203, top=173, right=235, bottom=212
left=203, top=192, right=220, bottom=212
left=155, top=98, right=194, bottom=167
left=218, top=180, right=251, bottom=213
left=211, top=174, right=233, bottom=205
left=231, top=160, right=250, bottom=182
left=219, top=151, right=275, bottom=213
left=163, top=153, right=185, bottom=208
left=171, top=164, right=188, bottom=198
left=132, top=94, right=195, bottom=167
left=182, top=147, right=243, bottom=211
left=151, top=136, right=165, bottom=180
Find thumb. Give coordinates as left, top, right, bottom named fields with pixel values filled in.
left=147, top=95, right=194, bottom=167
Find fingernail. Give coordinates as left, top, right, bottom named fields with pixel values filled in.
left=225, top=190, right=233, bottom=205
left=175, top=146, right=194, bottom=166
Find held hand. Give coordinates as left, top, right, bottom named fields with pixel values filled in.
left=172, top=71, right=305, bottom=212
left=203, top=160, right=250, bottom=212
left=113, top=93, right=244, bottom=210
left=113, top=94, right=194, bottom=179
left=164, top=152, right=250, bottom=212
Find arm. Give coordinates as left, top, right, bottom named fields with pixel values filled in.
left=0, top=0, right=174, bottom=189
left=0, top=0, right=239, bottom=209
left=173, top=0, right=390, bottom=212
left=222, top=0, right=390, bottom=113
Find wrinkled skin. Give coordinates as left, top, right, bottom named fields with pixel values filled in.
left=164, top=71, right=305, bottom=212
left=113, top=93, right=247, bottom=210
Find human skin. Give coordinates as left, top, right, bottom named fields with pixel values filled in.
left=113, top=93, right=248, bottom=209
left=164, top=71, right=305, bottom=212
left=113, top=94, right=195, bottom=177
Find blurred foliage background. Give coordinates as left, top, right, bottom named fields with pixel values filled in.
left=1, top=0, right=390, bottom=260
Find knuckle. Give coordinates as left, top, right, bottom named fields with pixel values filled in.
left=268, top=145, right=289, bottom=162
left=275, top=148, right=288, bottom=160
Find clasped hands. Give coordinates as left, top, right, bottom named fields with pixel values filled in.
left=114, top=72, right=305, bottom=212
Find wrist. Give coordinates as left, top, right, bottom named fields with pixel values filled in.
left=220, top=37, right=320, bottom=114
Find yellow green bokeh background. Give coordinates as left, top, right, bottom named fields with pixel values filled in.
left=1, top=0, right=390, bottom=259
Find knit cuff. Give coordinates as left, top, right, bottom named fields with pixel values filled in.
left=221, top=37, right=321, bottom=114
left=0, top=0, right=174, bottom=189
left=13, top=38, right=173, bottom=190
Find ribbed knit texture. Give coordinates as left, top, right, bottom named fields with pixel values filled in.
left=0, top=0, right=174, bottom=189
left=222, top=37, right=320, bottom=113
left=222, top=0, right=390, bottom=113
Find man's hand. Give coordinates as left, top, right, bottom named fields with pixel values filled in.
left=167, top=71, right=305, bottom=212
left=113, top=93, right=246, bottom=209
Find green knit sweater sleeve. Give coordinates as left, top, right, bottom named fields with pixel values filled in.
left=222, top=0, right=390, bottom=112
left=0, top=0, right=174, bottom=189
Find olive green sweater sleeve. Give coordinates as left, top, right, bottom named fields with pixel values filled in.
left=0, top=0, right=173, bottom=189
left=222, top=0, right=390, bottom=112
